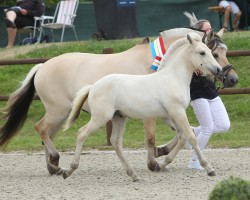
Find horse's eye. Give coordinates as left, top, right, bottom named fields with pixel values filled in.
left=213, top=53, right=219, bottom=59
left=200, top=51, right=205, bottom=56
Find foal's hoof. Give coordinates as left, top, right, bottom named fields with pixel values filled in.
left=208, top=170, right=216, bottom=176
left=148, top=162, right=161, bottom=172
left=62, top=170, right=70, bottom=179
left=132, top=174, right=139, bottom=182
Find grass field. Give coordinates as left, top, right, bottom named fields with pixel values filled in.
left=0, top=31, right=250, bottom=152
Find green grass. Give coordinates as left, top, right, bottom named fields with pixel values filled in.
left=0, top=31, right=250, bottom=152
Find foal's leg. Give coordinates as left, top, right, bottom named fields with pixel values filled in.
left=62, top=118, right=103, bottom=179
left=111, top=115, right=139, bottom=181
left=160, top=113, right=215, bottom=176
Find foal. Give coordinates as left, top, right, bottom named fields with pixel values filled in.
left=60, top=33, right=222, bottom=181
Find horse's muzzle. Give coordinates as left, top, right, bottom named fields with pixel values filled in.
left=224, top=73, right=238, bottom=88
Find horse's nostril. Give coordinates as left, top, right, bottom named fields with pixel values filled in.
left=231, top=78, right=238, bottom=84
left=217, top=67, right=221, bottom=73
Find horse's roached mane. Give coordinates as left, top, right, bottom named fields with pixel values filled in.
left=207, top=34, right=226, bottom=52
left=138, top=37, right=150, bottom=45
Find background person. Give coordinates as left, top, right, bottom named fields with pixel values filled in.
left=4, top=0, right=45, bottom=48
left=217, top=0, right=241, bottom=31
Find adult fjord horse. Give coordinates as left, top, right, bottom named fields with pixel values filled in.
left=60, top=33, right=222, bottom=181
left=0, top=28, right=237, bottom=175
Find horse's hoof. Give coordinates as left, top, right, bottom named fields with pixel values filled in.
left=148, top=162, right=161, bottom=172
left=47, top=155, right=60, bottom=175
left=208, top=170, right=216, bottom=176
left=47, top=165, right=58, bottom=175
left=47, top=163, right=60, bottom=175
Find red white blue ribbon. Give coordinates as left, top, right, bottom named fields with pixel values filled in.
left=150, top=36, right=166, bottom=71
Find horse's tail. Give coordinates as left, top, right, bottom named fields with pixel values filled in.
left=0, top=63, right=42, bottom=148
left=64, top=85, right=92, bottom=131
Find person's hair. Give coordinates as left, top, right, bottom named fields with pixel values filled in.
left=183, top=11, right=209, bottom=30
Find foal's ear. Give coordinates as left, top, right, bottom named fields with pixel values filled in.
left=187, top=33, right=193, bottom=44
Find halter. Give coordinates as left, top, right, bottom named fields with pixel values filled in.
left=215, top=64, right=234, bottom=88
left=205, top=34, right=234, bottom=88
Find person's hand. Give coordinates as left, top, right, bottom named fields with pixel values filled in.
left=20, top=9, right=28, bottom=15
left=194, top=69, right=203, bottom=76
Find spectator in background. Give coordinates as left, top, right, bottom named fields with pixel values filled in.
left=4, top=0, right=45, bottom=48
left=233, top=0, right=250, bottom=30
left=217, top=0, right=241, bottom=31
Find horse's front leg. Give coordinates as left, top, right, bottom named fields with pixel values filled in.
left=111, top=116, right=139, bottom=181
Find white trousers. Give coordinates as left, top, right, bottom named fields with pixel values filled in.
left=219, top=1, right=240, bottom=14
left=190, top=96, right=230, bottom=160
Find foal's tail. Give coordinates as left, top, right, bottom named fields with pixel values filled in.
left=0, top=63, right=42, bottom=148
left=64, top=85, right=92, bottom=131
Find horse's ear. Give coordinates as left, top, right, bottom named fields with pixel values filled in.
left=206, top=31, right=215, bottom=43
left=216, top=28, right=224, bottom=38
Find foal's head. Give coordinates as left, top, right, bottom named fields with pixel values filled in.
left=187, top=33, right=222, bottom=76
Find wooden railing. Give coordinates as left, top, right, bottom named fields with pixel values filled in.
left=0, top=48, right=249, bottom=102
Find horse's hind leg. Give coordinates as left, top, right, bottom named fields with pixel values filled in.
left=155, top=118, right=179, bottom=158
left=111, top=115, right=138, bottom=182
left=144, top=118, right=160, bottom=172
left=35, top=114, right=66, bottom=175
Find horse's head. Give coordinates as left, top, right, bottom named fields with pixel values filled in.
left=187, top=33, right=222, bottom=76
left=206, top=29, right=238, bottom=88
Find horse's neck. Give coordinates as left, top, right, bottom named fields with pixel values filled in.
left=161, top=28, right=204, bottom=50
left=123, top=43, right=153, bottom=68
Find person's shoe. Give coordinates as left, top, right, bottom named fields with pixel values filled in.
left=4, top=18, right=16, bottom=28
left=185, top=141, right=192, bottom=150
left=188, top=159, right=204, bottom=170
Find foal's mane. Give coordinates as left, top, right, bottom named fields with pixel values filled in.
left=157, top=37, right=187, bottom=71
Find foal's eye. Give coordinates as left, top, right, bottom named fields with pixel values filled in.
left=213, top=53, right=219, bottom=59
left=200, top=51, right=205, bottom=56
